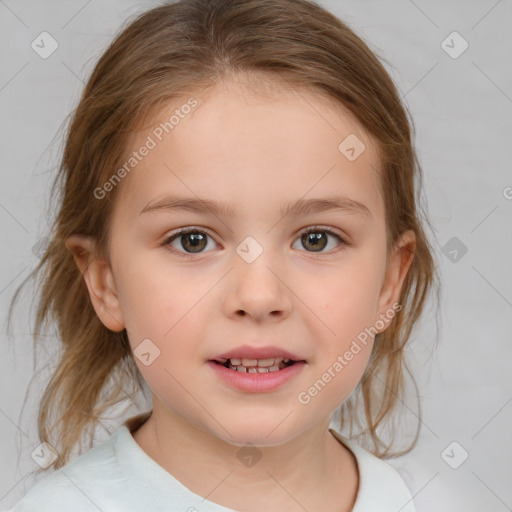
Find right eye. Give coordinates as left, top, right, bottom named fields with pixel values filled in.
left=163, top=227, right=217, bottom=257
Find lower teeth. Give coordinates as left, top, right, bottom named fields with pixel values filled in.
left=230, top=365, right=279, bottom=373
left=224, top=361, right=293, bottom=373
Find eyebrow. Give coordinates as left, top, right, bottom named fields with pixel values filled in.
left=140, top=195, right=372, bottom=220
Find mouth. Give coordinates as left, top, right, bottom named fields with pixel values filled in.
left=208, top=347, right=307, bottom=392
left=212, top=357, right=299, bottom=373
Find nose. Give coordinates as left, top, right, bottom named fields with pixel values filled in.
left=222, top=243, right=293, bottom=322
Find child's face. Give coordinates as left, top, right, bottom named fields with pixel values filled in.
left=79, top=80, right=414, bottom=446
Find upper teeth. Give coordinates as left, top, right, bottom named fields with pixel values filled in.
left=220, top=357, right=291, bottom=373
left=231, top=357, right=289, bottom=366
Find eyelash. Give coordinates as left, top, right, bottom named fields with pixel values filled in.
left=162, top=225, right=348, bottom=259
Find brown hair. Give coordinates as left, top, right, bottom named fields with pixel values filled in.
left=8, top=0, right=441, bottom=473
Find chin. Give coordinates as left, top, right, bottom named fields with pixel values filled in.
left=208, top=418, right=301, bottom=448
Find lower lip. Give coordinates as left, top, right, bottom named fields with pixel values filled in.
left=207, top=361, right=306, bottom=392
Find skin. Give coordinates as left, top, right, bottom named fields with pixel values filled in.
left=66, top=78, right=415, bottom=512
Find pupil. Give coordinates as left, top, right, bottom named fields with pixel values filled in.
left=303, top=232, right=326, bottom=252
left=183, top=232, right=206, bottom=252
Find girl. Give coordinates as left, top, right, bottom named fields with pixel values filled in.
left=6, top=0, right=440, bottom=510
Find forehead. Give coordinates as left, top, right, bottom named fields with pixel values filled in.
left=111, top=80, right=384, bottom=223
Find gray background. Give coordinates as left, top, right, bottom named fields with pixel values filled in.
left=1, top=0, right=511, bottom=510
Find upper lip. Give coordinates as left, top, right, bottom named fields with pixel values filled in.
left=212, top=345, right=305, bottom=362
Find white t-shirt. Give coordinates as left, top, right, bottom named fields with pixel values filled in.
left=6, top=418, right=417, bottom=512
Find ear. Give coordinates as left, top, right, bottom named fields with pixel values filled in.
left=65, top=234, right=125, bottom=332
left=375, top=230, right=416, bottom=332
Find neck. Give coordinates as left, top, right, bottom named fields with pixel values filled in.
left=131, top=402, right=358, bottom=512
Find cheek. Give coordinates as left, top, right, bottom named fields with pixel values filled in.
left=115, top=251, right=195, bottom=334
left=300, top=252, right=382, bottom=393
left=119, top=268, right=205, bottom=407
left=310, top=254, right=383, bottom=335
left=300, top=281, right=376, bottom=409
left=118, top=257, right=214, bottom=355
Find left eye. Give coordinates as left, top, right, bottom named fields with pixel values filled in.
left=164, top=226, right=346, bottom=256
left=292, top=227, right=345, bottom=253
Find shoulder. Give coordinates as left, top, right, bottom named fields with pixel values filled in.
left=329, top=429, right=417, bottom=512
left=7, top=428, right=125, bottom=512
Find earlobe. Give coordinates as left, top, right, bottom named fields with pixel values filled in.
left=65, top=234, right=125, bottom=332
left=376, top=230, right=416, bottom=331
